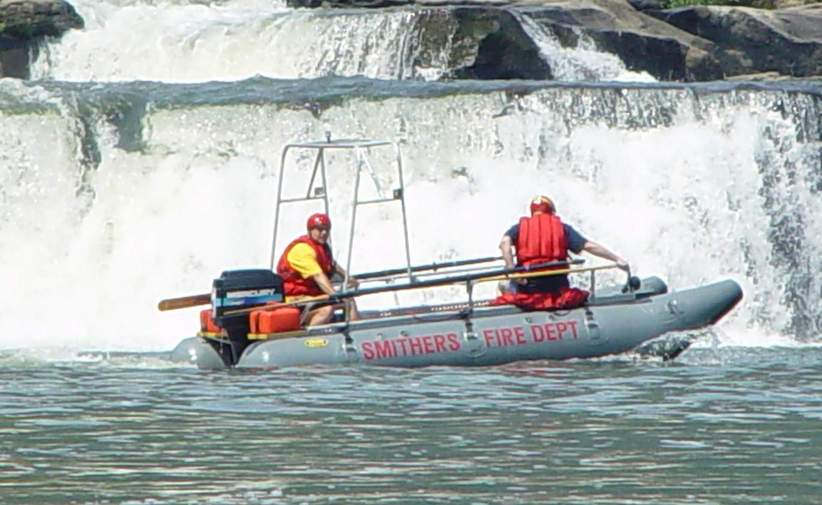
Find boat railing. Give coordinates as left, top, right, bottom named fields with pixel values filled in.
left=217, top=258, right=629, bottom=335
left=332, top=258, right=630, bottom=317
left=305, top=259, right=627, bottom=327
left=270, top=135, right=414, bottom=284
left=267, top=135, right=631, bottom=326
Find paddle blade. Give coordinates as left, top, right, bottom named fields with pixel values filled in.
left=158, top=293, right=211, bottom=311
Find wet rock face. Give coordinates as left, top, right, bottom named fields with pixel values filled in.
left=284, top=0, right=822, bottom=82
left=0, top=0, right=82, bottom=38
left=626, top=0, right=666, bottom=10
left=0, top=35, right=29, bottom=78
left=449, top=8, right=553, bottom=80
left=2, top=0, right=821, bottom=81
left=649, top=6, right=822, bottom=78
left=0, top=0, right=83, bottom=78
left=511, top=2, right=821, bottom=81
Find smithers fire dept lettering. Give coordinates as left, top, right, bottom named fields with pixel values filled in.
left=360, top=320, right=580, bottom=361
left=361, top=333, right=461, bottom=361
left=482, top=321, right=579, bottom=348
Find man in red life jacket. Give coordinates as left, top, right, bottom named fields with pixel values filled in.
left=499, top=196, right=629, bottom=296
left=276, top=213, right=360, bottom=326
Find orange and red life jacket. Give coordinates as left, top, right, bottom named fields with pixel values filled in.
left=276, top=235, right=334, bottom=296
left=516, top=214, right=568, bottom=267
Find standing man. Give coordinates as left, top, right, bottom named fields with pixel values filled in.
left=499, top=195, right=629, bottom=297
left=276, top=213, right=360, bottom=326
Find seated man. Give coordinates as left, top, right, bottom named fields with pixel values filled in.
left=497, top=196, right=629, bottom=308
left=276, top=213, right=360, bottom=326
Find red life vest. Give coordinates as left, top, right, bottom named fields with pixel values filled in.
left=516, top=214, right=568, bottom=267
left=276, top=235, right=334, bottom=296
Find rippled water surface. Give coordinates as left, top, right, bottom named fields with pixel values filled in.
left=2, top=346, right=821, bottom=504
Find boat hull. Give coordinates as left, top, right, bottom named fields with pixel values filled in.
left=170, top=278, right=742, bottom=369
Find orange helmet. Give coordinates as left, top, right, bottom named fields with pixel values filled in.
left=529, top=195, right=555, bottom=215
left=306, top=213, right=331, bottom=230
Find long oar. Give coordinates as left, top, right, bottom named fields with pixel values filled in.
left=354, top=256, right=502, bottom=280
left=158, top=256, right=505, bottom=311
left=158, top=258, right=593, bottom=311
left=475, top=264, right=620, bottom=284
left=222, top=260, right=592, bottom=316
left=329, top=259, right=588, bottom=301
left=158, top=293, right=211, bottom=311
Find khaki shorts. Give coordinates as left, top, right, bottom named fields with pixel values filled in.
left=284, top=294, right=326, bottom=303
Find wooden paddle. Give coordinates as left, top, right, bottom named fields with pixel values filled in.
left=158, top=257, right=503, bottom=311
left=157, top=291, right=333, bottom=314
left=475, top=263, right=621, bottom=284
left=354, top=256, right=502, bottom=281
left=323, top=259, right=588, bottom=301
left=157, top=259, right=602, bottom=311
left=157, top=293, right=211, bottom=311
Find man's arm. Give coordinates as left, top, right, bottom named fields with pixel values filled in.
left=310, top=271, right=337, bottom=296
left=333, top=261, right=359, bottom=288
left=499, top=235, right=516, bottom=270
left=582, top=240, right=629, bottom=271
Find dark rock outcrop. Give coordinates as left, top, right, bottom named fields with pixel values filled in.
left=647, top=5, right=822, bottom=78
left=450, top=8, right=552, bottom=79
left=2, top=0, right=820, bottom=81
left=521, top=1, right=727, bottom=81
left=0, top=0, right=83, bottom=78
left=626, top=0, right=665, bottom=10
left=285, top=0, right=822, bottom=81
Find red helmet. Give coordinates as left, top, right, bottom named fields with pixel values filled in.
left=529, top=195, right=555, bottom=215
left=306, top=212, right=331, bottom=230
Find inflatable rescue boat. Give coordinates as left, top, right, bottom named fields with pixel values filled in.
left=163, top=137, right=743, bottom=369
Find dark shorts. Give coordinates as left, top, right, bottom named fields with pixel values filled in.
left=518, top=275, right=570, bottom=294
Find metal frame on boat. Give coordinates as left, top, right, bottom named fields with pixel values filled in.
left=168, top=136, right=744, bottom=369
left=269, top=136, right=413, bottom=288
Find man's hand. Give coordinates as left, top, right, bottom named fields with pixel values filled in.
left=346, top=276, right=360, bottom=289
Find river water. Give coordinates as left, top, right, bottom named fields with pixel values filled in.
left=2, top=346, right=821, bottom=504
left=1, top=0, right=821, bottom=503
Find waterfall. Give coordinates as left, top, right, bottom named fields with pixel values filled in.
left=2, top=0, right=820, bottom=351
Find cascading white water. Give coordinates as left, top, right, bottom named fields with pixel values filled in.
left=1, top=79, right=819, bottom=351
left=515, top=13, right=655, bottom=83
left=3, top=0, right=820, bottom=352
left=30, top=0, right=651, bottom=83
left=30, top=0, right=457, bottom=82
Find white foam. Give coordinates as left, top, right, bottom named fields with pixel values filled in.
left=0, top=88, right=818, bottom=351
left=31, top=1, right=449, bottom=82
left=34, top=1, right=653, bottom=83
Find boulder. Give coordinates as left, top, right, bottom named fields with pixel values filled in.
left=3, top=0, right=820, bottom=81
left=285, top=0, right=822, bottom=81
left=626, top=0, right=666, bottom=10
left=450, top=7, right=552, bottom=79
left=0, top=0, right=83, bottom=78
left=0, top=0, right=82, bottom=38
left=648, top=5, right=822, bottom=78
left=520, top=0, right=725, bottom=81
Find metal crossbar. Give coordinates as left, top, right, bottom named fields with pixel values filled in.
left=269, top=135, right=413, bottom=285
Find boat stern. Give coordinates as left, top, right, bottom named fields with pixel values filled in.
left=169, top=336, right=228, bottom=369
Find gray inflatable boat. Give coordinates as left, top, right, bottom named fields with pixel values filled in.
left=170, top=275, right=742, bottom=369
left=163, top=137, right=743, bottom=369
